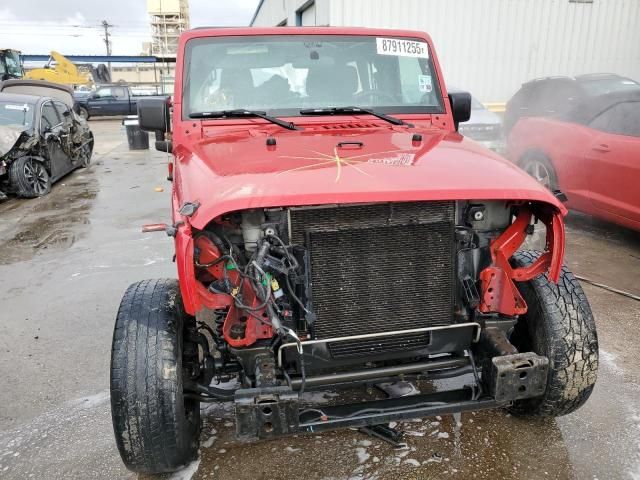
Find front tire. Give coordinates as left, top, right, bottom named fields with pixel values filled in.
left=520, top=151, right=557, bottom=191
left=509, top=251, right=598, bottom=417
left=78, top=106, right=89, bottom=120
left=110, top=279, right=201, bottom=474
left=9, top=156, right=51, bottom=198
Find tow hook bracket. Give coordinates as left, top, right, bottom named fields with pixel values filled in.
left=490, top=353, right=548, bottom=402
left=235, top=387, right=299, bottom=441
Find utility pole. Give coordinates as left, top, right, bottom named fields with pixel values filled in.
left=101, top=20, right=113, bottom=79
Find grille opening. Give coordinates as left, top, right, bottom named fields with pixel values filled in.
left=289, top=202, right=455, bottom=358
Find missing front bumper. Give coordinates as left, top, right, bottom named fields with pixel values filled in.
left=234, top=351, right=548, bottom=441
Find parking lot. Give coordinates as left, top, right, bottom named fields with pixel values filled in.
left=0, top=119, right=637, bottom=479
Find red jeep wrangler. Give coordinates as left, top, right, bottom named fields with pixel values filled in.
left=110, top=27, right=598, bottom=474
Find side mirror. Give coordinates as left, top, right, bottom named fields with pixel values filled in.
left=138, top=97, right=170, bottom=133
left=449, top=91, right=472, bottom=131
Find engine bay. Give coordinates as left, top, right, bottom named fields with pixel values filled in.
left=189, top=200, right=545, bottom=384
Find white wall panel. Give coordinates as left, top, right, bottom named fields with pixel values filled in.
left=329, top=0, right=640, bottom=101
left=251, top=0, right=640, bottom=102
left=252, top=0, right=331, bottom=27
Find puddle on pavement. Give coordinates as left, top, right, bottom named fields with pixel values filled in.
left=0, top=173, right=98, bottom=265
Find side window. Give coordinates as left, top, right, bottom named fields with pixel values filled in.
left=608, top=102, right=640, bottom=137
left=590, top=102, right=640, bottom=137
left=53, top=101, right=72, bottom=126
left=113, top=87, right=127, bottom=99
left=589, top=106, right=616, bottom=132
left=41, top=102, right=61, bottom=131
left=95, top=88, right=113, bottom=98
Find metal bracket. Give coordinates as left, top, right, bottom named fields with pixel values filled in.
left=235, top=387, right=299, bottom=441
left=489, top=353, right=548, bottom=402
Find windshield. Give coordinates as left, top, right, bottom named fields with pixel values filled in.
left=0, top=51, right=22, bottom=78
left=0, top=101, right=33, bottom=128
left=183, top=35, right=444, bottom=118
left=579, top=77, right=640, bottom=96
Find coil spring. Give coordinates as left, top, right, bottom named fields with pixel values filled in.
left=213, top=311, right=225, bottom=342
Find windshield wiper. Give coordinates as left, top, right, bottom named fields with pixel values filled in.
left=299, top=106, right=411, bottom=127
left=189, top=109, right=299, bottom=130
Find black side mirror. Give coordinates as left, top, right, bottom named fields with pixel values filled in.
left=449, top=91, right=471, bottom=131
left=138, top=97, right=171, bottom=153
left=138, top=97, right=170, bottom=132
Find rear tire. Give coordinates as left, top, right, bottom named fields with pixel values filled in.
left=9, top=156, right=51, bottom=198
left=79, top=134, right=94, bottom=168
left=110, top=279, right=201, bottom=474
left=509, top=251, right=598, bottom=417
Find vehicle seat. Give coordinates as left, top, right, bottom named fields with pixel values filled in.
left=219, top=68, right=255, bottom=106
left=306, top=65, right=358, bottom=104
left=259, top=74, right=295, bottom=102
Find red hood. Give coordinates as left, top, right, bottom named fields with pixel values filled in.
left=174, top=123, right=565, bottom=229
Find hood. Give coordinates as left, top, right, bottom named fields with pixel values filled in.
left=176, top=123, right=564, bottom=229
left=0, top=124, right=27, bottom=157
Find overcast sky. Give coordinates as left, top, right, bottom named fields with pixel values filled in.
left=0, top=0, right=260, bottom=56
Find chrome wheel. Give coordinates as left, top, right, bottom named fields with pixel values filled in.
left=524, top=160, right=553, bottom=190
left=23, top=159, right=49, bottom=196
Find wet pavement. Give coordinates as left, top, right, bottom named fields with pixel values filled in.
left=0, top=120, right=639, bottom=479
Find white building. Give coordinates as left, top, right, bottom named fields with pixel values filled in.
left=250, top=0, right=640, bottom=103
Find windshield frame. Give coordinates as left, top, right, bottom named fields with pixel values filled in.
left=181, top=34, right=446, bottom=121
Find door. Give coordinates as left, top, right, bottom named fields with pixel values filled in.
left=585, top=101, right=640, bottom=222
left=40, top=101, right=71, bottom=180
left=53, top=100, right=77, bottom=168
left=86, top=86, right=129, bottom=116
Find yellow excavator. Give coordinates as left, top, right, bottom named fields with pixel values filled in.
left=24, top=51, right=110, bottom=87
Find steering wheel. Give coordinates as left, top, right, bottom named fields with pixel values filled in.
left=352, top=90, right=398, bottom=104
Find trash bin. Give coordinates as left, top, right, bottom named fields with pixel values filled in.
left=123, top=116, right=149, bottom=150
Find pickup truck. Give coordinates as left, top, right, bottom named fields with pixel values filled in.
left=110, top=27, right=599, bottom=474
left=73, top=84, right=162, bottom=119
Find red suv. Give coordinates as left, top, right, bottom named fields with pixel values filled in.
left=110, top=27, right=598, bottom=474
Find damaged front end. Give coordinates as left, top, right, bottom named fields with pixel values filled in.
left=175, top=199, right=563, bottom=441
left=0, top=125, right=38, bottom=199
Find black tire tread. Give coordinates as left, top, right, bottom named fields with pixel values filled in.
left=510, top=250, right=598, bottom=417
left=110, top=279, right=199, bottom=474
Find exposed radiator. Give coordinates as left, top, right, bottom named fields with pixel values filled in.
left=289, top=202, right=455, bottom=358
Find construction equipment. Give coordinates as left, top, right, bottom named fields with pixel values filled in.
left=0, top=49, right=24, bottom=80
left=24, top=51, right=111, bottom=87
